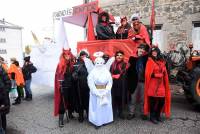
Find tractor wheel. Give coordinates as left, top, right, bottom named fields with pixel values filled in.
left=190, top=67, right=200, bottom=105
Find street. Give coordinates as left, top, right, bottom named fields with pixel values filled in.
left=7, top=84, right=200, bottom=134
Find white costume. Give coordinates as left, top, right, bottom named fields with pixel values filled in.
left=84, top=52, right=114, bottom=127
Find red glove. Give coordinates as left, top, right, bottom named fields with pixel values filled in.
left=112, top=74, right=120, bottom=79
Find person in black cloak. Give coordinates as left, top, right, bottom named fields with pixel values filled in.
left=110, top=50, right=128, bottom=119
left=96, top=11, right=115, bottom=40
left=72, top=50, right=90, bottom=123
left=126, top=43, right=149, bottom=120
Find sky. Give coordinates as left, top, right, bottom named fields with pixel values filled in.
left=0, top=0, right=84, bottom=47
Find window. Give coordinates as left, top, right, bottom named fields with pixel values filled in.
left=192, top=21, right=200, bottom=50
left=0, top=27, right=5, bottom=32
left=0, top=38, right=6, bottom=43
left=0, top=49, right=7, bottom=54
left=146, top=24, right=164, bottom=51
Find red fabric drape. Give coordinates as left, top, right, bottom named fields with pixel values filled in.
left=87, top=13, right=96, bottom=41
left=77, top=39, right=139, bottom=61
left=150, top=0, right=155, bottom=31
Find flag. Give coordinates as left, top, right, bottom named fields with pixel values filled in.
left=87, top=13, right=95, bottom=41
left=31, top=31, right=40, bottom=45
left=54, top=19, right=69, bottom=49
left=150, top=0, right=155, bottom=31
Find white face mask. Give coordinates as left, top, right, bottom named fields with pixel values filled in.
left=94, top=57, right=105, bottom=67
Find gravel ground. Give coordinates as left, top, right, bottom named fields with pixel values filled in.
left=6, top=84, right=200, bottom=134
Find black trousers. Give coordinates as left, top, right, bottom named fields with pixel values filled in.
left=15, top=86, right=21, bottom=103
left=59, top=87, right=74, bottom=115
left=149, top=97, right=165, bottom=118
left=59, top=93, right=68, bottom=115
left=1, top=114, right=6, bottom=131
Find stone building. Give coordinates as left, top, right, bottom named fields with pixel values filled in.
left=86, top=0, right=200, bottom=51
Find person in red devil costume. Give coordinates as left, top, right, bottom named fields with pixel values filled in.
left=54, top=48, right=76, bottom=127
left=144, top=46, right=171, bottom=124
left=128, top=14, right=150, bottom=46
left=110, top=50, right=128, bottom=119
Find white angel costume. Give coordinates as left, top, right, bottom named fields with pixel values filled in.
left=84, top=52, right=115, bottom=127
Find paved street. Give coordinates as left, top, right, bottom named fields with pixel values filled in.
left=7, top=84, right=200, bottom=134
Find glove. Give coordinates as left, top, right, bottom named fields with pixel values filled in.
left=112, top=74, right=120, bottom=79
left=132, top=37, right=136, bottom=40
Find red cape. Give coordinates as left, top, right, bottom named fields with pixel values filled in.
left=54, top=49, right=74, bottom=116
left=128, top=24, right=151, bottom=46
left=144, top=57, right=171, bottom=118
left=54, top=65, right=63, bottom=116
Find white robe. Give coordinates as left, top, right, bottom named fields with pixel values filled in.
left=88, top=66, right=113, bottom=126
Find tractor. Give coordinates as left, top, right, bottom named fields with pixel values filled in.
left=176, top=44, right=200, bottom=107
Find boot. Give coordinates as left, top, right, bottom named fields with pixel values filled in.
left=12, top=97, right=21, bottom=105
left=59, top=114, right=64, bottom=127
left=156, top=114, right=164, bottom=122
left=119, top=110, right=125, bottom=120
left=68, top=111, right=74, bottom=119
left=155, top=98, right=165, bottom=122
left=29, top=94, right=32, bottom=100
left=127, top=113, right=135, bottom=120
left=78, top=112, right=84, bottom=123
left=150, top=112, right=158, bottom=124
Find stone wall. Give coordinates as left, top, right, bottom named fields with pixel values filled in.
left=97, top=0, right=200, bottom=50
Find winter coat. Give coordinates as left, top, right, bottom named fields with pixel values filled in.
left=144, top=57, right=171, bottom=118
left=116, top=23, right=131, bottom=39
left=127, top=54, right=148, bottom=94
left=96, top=23, right=115, bottom=40
left=0, top=65, right=11, bottom=114
left=8, top=64, right=24, bottom=86
left=22, top=63, right=37, bottom=80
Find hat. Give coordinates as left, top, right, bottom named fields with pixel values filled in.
left=24, top=56, right=30, bottom=62
left=137, top=43, right=149, bottom=52
left=130, top=13, right=140, bottom=22
left=102, top=54, right=109, bottom=59
left=150, top=46, right=161, bottom=54
left=137, top=43, right=146, bottom=49
left=79, top=50, right=89, bottom=57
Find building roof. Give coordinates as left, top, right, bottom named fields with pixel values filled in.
left=0, top=19, right=23, bottom=29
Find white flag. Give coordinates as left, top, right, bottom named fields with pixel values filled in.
left=54, top=18, right=70, bottom=49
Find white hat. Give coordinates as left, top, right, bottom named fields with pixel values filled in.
left=130, top=13, right=140, bottom=21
